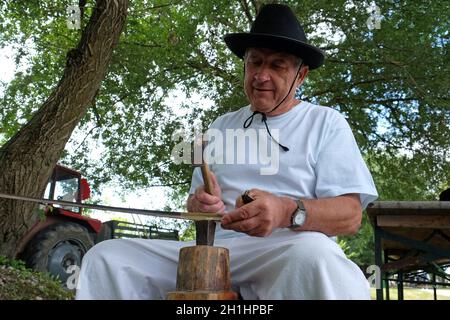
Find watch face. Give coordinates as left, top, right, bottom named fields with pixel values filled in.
left=294, top=210, right=306, bottom=226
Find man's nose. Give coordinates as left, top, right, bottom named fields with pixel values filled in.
left=253, top=66, right=271, bottom=82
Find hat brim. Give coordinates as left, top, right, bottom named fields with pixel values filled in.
left=224, top=33, right=325, bottom=70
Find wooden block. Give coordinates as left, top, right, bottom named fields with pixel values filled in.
left=167, top=291, right=238, bottom=300
left=167, top=245, right=237, bottom=300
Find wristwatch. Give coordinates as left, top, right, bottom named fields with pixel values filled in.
left=290, top=199, right=307, bottom=228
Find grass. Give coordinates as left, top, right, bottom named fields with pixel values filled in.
left=0, top=256, right=74, bottom=300
left=370, top=287, right=450, bottom=300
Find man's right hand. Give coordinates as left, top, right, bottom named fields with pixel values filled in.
left=187, top=173, right=226, bottom=213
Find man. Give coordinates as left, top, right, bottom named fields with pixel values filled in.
left=76, top=4, right=378, bottom=299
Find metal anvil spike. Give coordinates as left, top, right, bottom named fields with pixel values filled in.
left=195, top=220, right=216, bottom=246
left=191, top=138, right=216, bottom=246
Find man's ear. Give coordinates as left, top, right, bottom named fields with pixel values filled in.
left=296, top=65, right=309, bottom=87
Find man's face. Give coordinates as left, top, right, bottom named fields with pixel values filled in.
left=244, top=48, right=308, bottom=114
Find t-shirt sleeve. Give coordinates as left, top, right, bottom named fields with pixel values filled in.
left=314, top=113, right=378, bottom=209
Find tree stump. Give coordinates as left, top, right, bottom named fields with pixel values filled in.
left=167, top=245, right=237, bottom=300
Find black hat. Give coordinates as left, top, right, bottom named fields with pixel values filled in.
left=224, top=4, right=325, bottom=70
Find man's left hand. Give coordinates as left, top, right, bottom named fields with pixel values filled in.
left=221, top=189, right=296, bottom=237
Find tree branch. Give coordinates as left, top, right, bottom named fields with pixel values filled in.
left=326, top=58, right=376, bottom=65
left=239, top=0, right=254, bottom=25
left=249, top=0, right=259, bottom=13
left=73, top=125, right=100, bottom=153
left=371, top=131, right=415, bottom=153
left=79, top=0, right=87, bottom=22
left=311, top=76, right=426, bottom=98
left=147, top=181, right=190, bottom=188
left=122, top=41, right=161, bottom=49
left=129, top=1, right=182, bottom=15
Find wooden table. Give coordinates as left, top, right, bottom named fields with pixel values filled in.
left=366, top=201, right=450, bottom=300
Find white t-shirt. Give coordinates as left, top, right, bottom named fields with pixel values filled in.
left=189, top=101, right=378, bottom=238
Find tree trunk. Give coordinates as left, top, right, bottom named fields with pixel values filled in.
left=0, top=0, right=129, bottom=257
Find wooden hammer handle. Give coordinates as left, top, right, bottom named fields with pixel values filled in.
left=201, top=163, right=214, bottom=195
left=197, top=163, right=216, bottom=246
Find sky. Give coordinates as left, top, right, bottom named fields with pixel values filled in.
left=0, top=46, right=16, bottom=83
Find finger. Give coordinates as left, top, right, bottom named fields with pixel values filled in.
left=218, top=202, right=226, bottom=213
left=235, top=194, right=244, bottom=208
left=245, top=188, right=269, bottom=200
left=195, top=186, right=222, bottom=205
left=221, top=216, right=272, bottom=237
left=221, top=216, right=260, bottom=233
left=209, top=172, right=222, bottom=197
left=221, top=204, right=259, bottom=225
left=197, top=200, right=226, bottom=213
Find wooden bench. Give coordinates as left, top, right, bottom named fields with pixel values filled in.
left=366, top=201, right=450, bottom=300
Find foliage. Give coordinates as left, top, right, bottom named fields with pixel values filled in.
left=0, top=256, right=74, bottom=300
left=338, top=213, right=375, bottom=266
left=0, top=1, right=448, bottom=264
left=179, top=221, right=196, bottom=242
left=0, top=255, right=27, bottom=270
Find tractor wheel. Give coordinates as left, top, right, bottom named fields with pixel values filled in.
left=22, top=222, right=94, bottom=288
left=95, top=222, right=113, bottom=243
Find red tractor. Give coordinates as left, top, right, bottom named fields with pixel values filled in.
left=16, top=164, right=178, bottom=287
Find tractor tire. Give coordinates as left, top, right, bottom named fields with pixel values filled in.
left=22, top=222, right=94, bottom=289
left=95, top=222, right=113, bottom=243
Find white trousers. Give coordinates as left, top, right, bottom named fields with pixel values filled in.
left=75, top=230, right=370, bottom=300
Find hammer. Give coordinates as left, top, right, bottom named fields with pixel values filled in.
left=191, top=139, right=217, bottom=246
left=166, top=138, right=237, bottom=300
